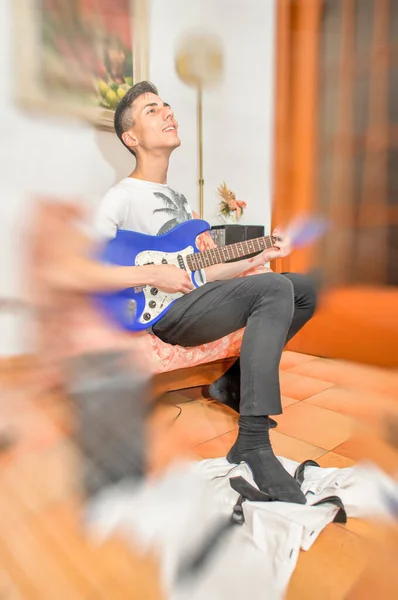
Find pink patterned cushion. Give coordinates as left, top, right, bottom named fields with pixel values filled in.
left=149, top=329, right=243, bottom=373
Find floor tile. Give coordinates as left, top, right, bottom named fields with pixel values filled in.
left=205, top=400, right=239, bottom=417
left=195, top=429, right=238, bottom=459
left=316, top=451, right=355, bottom=469
left=345, top=524, right=398, bottom=599
left=304, top=386, right=398, bottom=428
left=148, top=399, right=238, bottom=472
left=174, top=399, right=239, bottom=437
left=333, top=434, right=398, bottom=475
left=175, top=386, right=206, bottom=401
left=270, top=431, right=326, bottom=462
left=346, top=566, right=398, bottom=600
left=0, top=403, right=64, bottom=467
left=289, top=358, right=398, bottom=397
left=279, top=371, right=335, bottom=401
left=339, top=518, right=387, bottom=539
left=164, top=391, right=298, bottom=412
left=1, top=442, right=79, bottom=514
left=286, top=524, right=367, bottom=600
left=276, top=402, right=354, bottom=449
left=154, top=398, right=238, bottom=442
left=3, top=352, right=398, bottom=599
left=194, top=428, right=326, bottom=464
left=159, top=390, right=202, bottom=405
left=282, top=395, right=299, bottom=408
left=280, top=350, right=318, bottom=370
left=148, top=437, right=198, bottom=475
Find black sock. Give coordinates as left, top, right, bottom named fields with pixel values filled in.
left=235, top=415, right=272, bottom=452
left=228, top=415, right=306, bottom=504
left=208, top=380, right=277, bottom=428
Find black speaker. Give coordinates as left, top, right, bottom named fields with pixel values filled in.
left=210, top=224, right=265, bottom=261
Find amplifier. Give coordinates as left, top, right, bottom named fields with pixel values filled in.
left=210, top=224, right=265, bottom=261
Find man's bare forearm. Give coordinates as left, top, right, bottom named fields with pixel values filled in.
left=43, top=256, right=157, bottom=294
left=204, top=258, right=259, bottom=282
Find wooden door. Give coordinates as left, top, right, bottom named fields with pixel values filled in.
left=272, top=0, right=398, bottom=367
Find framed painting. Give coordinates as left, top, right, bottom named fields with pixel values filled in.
left=13, top=0, right=149, bottom=131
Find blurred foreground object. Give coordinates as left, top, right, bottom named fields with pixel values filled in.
left=271, top=0, right=398, bottom=366
left=27, top=198, right=153, bottom=496
left=67, top=350, right=149, bottom=500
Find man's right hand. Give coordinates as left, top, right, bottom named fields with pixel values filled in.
left=143, top=264, right=195, bottom=294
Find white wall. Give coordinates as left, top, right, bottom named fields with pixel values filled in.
left=150, top=0, right=276, bottom=226
left=0, top=0, right=276, bottom=356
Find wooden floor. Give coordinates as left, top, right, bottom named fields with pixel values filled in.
left=1, top=351, right=398, bottom=599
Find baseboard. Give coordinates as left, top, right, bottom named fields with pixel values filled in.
left=0, top=353, right=36, bottom=372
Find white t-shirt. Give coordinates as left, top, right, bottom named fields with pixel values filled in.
left=95, top=177, right=195, bottom=240
left=94, top=177, right=206, bottom=287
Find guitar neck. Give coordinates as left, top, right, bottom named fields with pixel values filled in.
left=186, top=235, right=275, bottom=271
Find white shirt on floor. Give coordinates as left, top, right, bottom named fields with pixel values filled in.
left=86, top=457, right=398, bottom=600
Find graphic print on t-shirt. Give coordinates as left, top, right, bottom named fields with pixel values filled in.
left=153, top=189, right=192, bottom=235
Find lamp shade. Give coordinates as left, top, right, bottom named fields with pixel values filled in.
left=175, top=32, right=223, bottom=89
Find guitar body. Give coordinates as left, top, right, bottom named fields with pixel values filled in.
left=95, top=219, right=210, bottom=331
left=95, top=215, right=325, bottom=332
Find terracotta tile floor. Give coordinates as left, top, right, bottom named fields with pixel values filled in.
left=1, top=351, right=398, bottom=598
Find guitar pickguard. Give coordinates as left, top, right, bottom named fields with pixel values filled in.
left=134, top=246, right=194, bottom=326
left=95, top=219, right=211, bottom=331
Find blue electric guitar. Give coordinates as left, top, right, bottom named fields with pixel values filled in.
left=95, top=217, right=327, bottom=332
left=95, top=219, right=279, bottom=331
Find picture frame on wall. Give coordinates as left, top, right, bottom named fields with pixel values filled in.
left=13, top=0, right=149, bottom=131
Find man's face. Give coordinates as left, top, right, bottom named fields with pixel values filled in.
left=125, top=92, right=180, bottom=155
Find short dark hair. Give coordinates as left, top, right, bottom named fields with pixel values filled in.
left=114, top=81, right=158, bottom=157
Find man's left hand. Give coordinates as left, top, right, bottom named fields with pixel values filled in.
left=248, top=228, right=291, bottom=267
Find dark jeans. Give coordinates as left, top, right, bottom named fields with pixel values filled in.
left=153, top=272, right=317, bottom=416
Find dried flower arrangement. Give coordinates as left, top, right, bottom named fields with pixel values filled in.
left=217, top=182, right=247, bottom=222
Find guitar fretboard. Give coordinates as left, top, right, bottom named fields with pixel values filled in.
left=186, top=235, right=275, bottom=271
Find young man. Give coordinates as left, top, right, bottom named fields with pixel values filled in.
left=95, top=81, right=317, bottom=504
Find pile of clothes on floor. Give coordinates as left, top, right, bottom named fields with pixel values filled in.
left=86, top=455, right=398, bottom=600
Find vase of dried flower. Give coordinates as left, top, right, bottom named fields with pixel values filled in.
left=217, top=182, right=247, bottom=224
